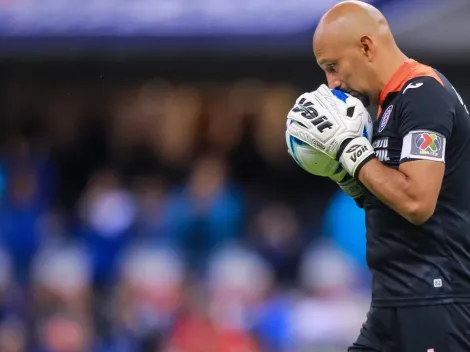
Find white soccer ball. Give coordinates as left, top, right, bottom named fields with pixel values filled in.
left=286, top=89, right=373, bottom=177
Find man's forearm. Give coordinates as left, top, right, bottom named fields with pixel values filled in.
left=357, top=159, right=423, bottom=224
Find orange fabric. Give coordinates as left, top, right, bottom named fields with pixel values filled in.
left=167, top=315, right=261, bottom=352
left=377, top=59, right=444, bottom=117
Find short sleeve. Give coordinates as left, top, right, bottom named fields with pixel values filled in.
left=398, top=77, right=454, bottom=164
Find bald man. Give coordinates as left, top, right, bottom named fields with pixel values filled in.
left=298, top=1, right=470, bottom=351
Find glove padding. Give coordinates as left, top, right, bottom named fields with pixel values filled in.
left=330, top=168, right=365, bottom=208
left=330, top=168, right=365, bottom=200
left=286, top=84, right=375, bottom=177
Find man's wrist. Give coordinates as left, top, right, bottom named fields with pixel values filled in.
left=339, top=136, right=376, bottom=178
left=353, top=153, right=376, bottom=178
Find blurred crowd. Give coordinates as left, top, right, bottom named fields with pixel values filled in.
left=0, top=76, right=371, bottom=351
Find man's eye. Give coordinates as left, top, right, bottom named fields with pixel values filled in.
left=326, top=64, right=337, bottom=73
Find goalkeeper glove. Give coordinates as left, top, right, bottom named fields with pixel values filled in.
left=337, top=136, right=375, bottom=179
left=330, top=168, right=365, bottom=208
left=286, top=85, right=375, bottom=178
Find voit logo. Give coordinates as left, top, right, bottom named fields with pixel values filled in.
left=416, top=132, right=442, bottom=156
left=346, top=144, right=370, bottom=163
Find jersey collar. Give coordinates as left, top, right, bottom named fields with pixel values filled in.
left=379, top=58, right=418, bottom=107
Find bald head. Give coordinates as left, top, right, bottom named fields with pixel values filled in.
left=314, top=1, right=394, bottom=51
left=312, top=1, right=406, bottom=106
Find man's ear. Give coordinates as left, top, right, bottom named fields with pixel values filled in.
left=360, top=35, right=375, bottom=62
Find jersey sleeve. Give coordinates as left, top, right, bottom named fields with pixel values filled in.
left=398, top=76, right=454, bottom=164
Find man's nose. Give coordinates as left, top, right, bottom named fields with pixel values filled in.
left=326, top=73, right=342, bottom=90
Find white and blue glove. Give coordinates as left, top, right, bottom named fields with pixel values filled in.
left=286, top=84, right=375, bottom=178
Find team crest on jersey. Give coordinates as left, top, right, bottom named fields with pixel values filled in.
left=415, top=132, right=442, bottom=156
left=378, top=105, right=393, bottom=132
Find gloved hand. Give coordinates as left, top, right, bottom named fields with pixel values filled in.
left=286, top=84, right=375, bottom=178
left=330, top=168, right=365, bottom=208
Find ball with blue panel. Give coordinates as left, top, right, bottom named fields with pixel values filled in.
left=286, top=89, right=373, bottom=177
left=330, top=89, right=373, bottom=141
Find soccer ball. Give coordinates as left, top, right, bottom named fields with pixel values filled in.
left=286, top=89, right=373, bottom=177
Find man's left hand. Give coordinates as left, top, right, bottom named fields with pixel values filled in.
left=286, top=84, right=375, bottom=177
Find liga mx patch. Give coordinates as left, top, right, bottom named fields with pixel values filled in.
left=400, top=130, right=446, bottom=162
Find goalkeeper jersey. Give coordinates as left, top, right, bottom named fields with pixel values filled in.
left=364, top=59, right=470, bottom=307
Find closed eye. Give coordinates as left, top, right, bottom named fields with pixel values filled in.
left=326, top=64, right=337, bottom=73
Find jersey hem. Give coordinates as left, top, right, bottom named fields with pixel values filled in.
left=371, top=295, right=470, bottom=307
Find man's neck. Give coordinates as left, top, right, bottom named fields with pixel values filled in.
left=378, top=50, right=408, bottom=92
left=371, top=50, right=408, bottom=108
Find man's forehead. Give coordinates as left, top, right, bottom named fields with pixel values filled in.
left=314, top=26, right=356, bottom=63
left=314, top=35, right=341, bottom=62
left=315, top=23, right=345, bottom=46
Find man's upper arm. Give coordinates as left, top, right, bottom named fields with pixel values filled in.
left=397, top=77, right=454, bottom=220
left=398, top=77, right=454, bottom=164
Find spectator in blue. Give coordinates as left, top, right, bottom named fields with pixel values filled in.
left=162, top=154, right=243, bottom=273
left=253, top=294, right=293, bottom=352
left=250, top=202, right=305, bottom=287
left=131, top=174, right=172, bottom=243
left=0, top=168, right=46, bottom=284
left=0, top=134, right=56, bottom=208
left=75, top=170, right=136, bottom=288
left=322, top=188, right=368, bottom=272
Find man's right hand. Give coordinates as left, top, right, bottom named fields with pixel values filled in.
left=330, top=168, right=365, bottom=207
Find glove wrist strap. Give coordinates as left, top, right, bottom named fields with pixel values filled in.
left=339, top=136, right=375, bottom=178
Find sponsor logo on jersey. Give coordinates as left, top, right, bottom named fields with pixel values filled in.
left=403, top=82, right=424, bottom=94
left=378, top=105, right=393, bottom=133
left=373, top=137, right=390, bottom=162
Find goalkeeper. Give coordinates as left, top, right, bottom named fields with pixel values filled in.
left=286, top=1, right=470, bottom=351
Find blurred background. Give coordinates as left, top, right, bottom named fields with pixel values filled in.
left=0, top=0, right=468, bottom=351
